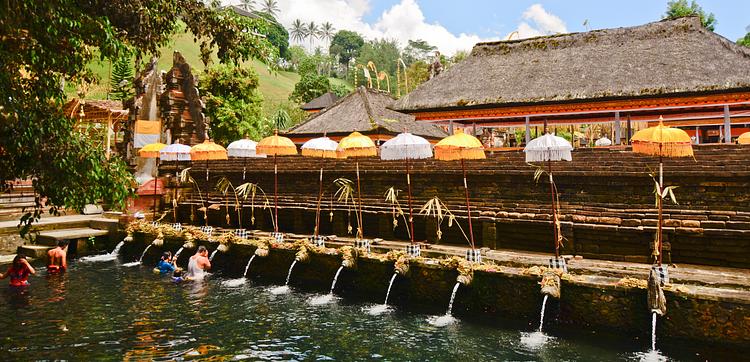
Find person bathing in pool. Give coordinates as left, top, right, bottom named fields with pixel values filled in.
left=47, top=240, right=68, bottom=274
left=0, top=253, right=36, bottom=287
left=154, top=252, right=176, bottom=274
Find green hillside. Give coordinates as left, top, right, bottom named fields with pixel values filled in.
left=79, top=30, right=350, bottom=109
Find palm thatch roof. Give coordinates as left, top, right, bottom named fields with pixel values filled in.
left=63, top=99, right=128, bottom=121
left=300, top=92, right=339, bottom=111
left=394, top=17, right=750, bottom=112
left=287, top=86, right=448, bottom=139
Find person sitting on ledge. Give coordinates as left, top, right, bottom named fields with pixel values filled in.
left=0, top=253, right=36, bottom=287
left=154, top=252, right=175, bottom=275
left=47, top=240, right=68, bottom=274
left=185, top=246, right=210, bottom=280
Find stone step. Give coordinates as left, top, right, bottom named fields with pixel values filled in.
left=17, top=245, right=52, bottom=259
left=35, top=228, right=110, bottom=246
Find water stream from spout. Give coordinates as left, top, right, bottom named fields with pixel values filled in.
left=366, top=273, right=398, bottom=315
left=80, top=241, right=125, bottom=263
left=651, top=312, right=657, bottom=351
left=427, top=282, right=461, bottom=327
left=285, top=260, right=298, bottom=285
left=538, top=294, right=549, bottom=332
left=244, top=255, right=257, bottom=277
left=329, top=266, right=344, bottom=293
left=139, top=244, right=153, bottom=263
left=446, top=282, right=460, bottom=315
left=270, top=260, right=298, bottom=295
left=309, top=266, right=344, bottom=306
left=209, top=249, right=219, bottom=262
left=174, top=247, right=184, bottom=261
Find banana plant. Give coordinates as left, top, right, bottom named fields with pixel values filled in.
left=418, top=196, right=469, bottom=244
left=236, top=182, right=274, bottom=230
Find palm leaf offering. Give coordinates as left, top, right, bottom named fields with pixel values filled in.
left=418, top=196, right=469, bottom=245
left=236, top=182, right=274, bottom=229
left=384, top=187, right=410, bottom=238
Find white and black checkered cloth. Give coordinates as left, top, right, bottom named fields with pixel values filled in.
left=548, top=258, right=568, bottom=273
left=200, top=226, right=214, bottom=236
left=310, top=235, right=326, bottom=247
left=271, top=232, right=284, bottom=242
left=652, top=264, right=669, bottom=286
left=405, top=244, right=421, bottom=257
left=354, top=239, right=371, bottom=253
left=151, top=221, right=159, bottom=227
left=465, top=249, right=482, bottom=263
left=234, top=228, right=248, bottom=239
left=171, top=223, right=182, bottom=231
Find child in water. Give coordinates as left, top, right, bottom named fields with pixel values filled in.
left=172, top=268, right=188, bottom=283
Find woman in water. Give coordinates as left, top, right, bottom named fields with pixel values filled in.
left=0, top=253, right=36, bottom=287
left=154, top=251, right=176, bottom=274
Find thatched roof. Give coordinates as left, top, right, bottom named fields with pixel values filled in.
left=63, top=99, right=128, bottom=121
left=287, top=86, right=448, bottom=139
left=394, top=17, right=750, bottom=112
left=300, top=92, right=339, bottom=111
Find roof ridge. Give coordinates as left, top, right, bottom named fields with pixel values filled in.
left=358, top=86, right=378, bottom=129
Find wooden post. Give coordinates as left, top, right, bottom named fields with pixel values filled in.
left=695, top=126, right=700, bottom=144
left=449, top=120, right=454, bottom=135
left=106, top=113, right=113, bottom=160
left=724, top=105, right=731, bottom=144
left=626, top=114, right=632, bottom=145
left=614, top=111, right=621, bottom=145
left=525, top=116, right=531, bottom=144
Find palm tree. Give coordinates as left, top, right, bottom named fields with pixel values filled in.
left=260, top=0, right=280, bottom=17
left=320, top=22, right=335, bottom=46
left=290, top=19, right=305, bottom=44
left=240, top=0, right=255, bottom=12
left=305, top=21, right=320, bottom=50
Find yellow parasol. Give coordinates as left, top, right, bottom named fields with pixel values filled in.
left=138, top=142, right=167, bottom=217
left=337, top=131, right=377, bottom=239
left=434, top=129, right=486, bottom=251
left=632, top=116, right=693, bottom=265
left=190, top=140, right=228, bottom=181
left=737, top=132, right=750, bottom=145
left=257, top=130, right=298, bottom=233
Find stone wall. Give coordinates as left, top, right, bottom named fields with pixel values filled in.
left=170, top=144, right=750, bottom=268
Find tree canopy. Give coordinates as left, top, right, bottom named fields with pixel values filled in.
left=0, top=0, right=277, bottom=233
left=329, top=30, right=365, bottom=66
left=663, top=0, right=716, bottom=31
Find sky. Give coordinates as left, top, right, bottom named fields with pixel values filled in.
left=233, top=0, right=750, bottom=55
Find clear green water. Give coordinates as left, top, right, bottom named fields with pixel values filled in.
left=0, top=258, right=722, bottom=361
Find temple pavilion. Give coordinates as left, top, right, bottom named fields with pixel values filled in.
left=393, top=16, right=750, bottom=146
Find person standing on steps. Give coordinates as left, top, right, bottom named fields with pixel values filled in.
left=185, top=246, right=210, bottom=280
left=47, top=240, right=68, bottom=274
left=0, top=253, right=36, bottom=287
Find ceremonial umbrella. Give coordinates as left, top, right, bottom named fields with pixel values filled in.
left=595, top=136, right=612, bottom=147
left=190, top=140, right=228, bottom=181
left=138, top=142, right=167, bottom=216
left=434, top=129, right=485, bottom=252
left=380, top=132, right=433, bottom=245
left=301, top=136, right=339, bottom=237
left=159, top=141, right=191, bottom=221
left=227, top=138, right=267, bottom=180
left=337, top=131, right=377, bottom=239
left=737, top=132, right=750, bottom=145
left=256, top=130, right=298, bottom=233
left=524, top=133, right=573, bottom=260
left=632, top=117, right=693, bottom=265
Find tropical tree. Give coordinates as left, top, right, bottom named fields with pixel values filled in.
left=663, top=0, right=716, bottom=31
left=329, top=30, right=365, bottom=72
left=305, top=21, right=320, bottom=49
left=290, top=19, right=306, bottom=44
left=110, top=55, right=133, bottom=101
left=0, top=1, right=277, bottom=235
left=260, top=0, right=279, bottom=17
left=738, top=26, right=750, bottom=47
left=320, top=22, right=335, bottom=47
left=257, top=12, right=289, bottom=59
left=240, top=0, right=255, bottom=12
left=402, top=39, right=436, bottom=64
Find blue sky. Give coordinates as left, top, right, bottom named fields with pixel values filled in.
left=362, top=0, right=749, bottom=41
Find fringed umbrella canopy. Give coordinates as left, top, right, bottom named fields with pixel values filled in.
left=138, top=142, right=167, bottom=158
left=190, top=140, right=228, bottom=161
left=159, top=142, right=192, bottom=161
left=337, top=131, right=377, bottom=158
left=524, top=133, right=573, bottom=162
left=380, top=132, right=433, bottom=160
left=434, top=129, right=485, bottom=161
left=227, top=139, right=266, bottom=158
left=739, top=132, right=750, bottom=145
left=257, top=130, right=298, bottom=156
left=631, top=117, right=693, bottom=158
left=301, top=136, right=339, bottom=158
left=594, top=136, right=612, bottom=147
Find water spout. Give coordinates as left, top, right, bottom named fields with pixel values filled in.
left=329, top=266, right=344, bottom=293
left=651, top=312, right=657, bottom=351
left=366, top=273, right=398, bottom=315
left=79, top=241, right=125, bottom=263
left=174, top=247, right=184, bottom=261
left=427, top=282, right=461, bottom=327
left=309, top=266, right=344, bottom=306
left=244, top=255, right=257, bottom=278
left=209, top=249, right=219, bottom=262
left=285, top=260, right=298, bottom=285
left=139, top=244, right=153, bottom=263
left=538, top=294, right=549, bottom=332
left=270, top=260, right=298, bottom=295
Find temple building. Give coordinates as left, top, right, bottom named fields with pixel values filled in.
left=287, top=86, right=447, bottom=144
left=393, top=16, right=750, bottom=145
left=300, top=92, right=339, bottom=114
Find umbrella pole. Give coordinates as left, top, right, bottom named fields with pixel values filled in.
left=461, top=159, right=475, bottom=249
left=549, top=159, right=559, bottom=259
left=274, top=154, right=279, bottom=233
left=407, top=157, right=415, bottom=244
left=658, top=154, right=664, bottom=266
left=356, top=161, right=364, bottom=239
left=242, top=157, right=247, bottom=181
left=205, top=159, right=209, bottom=181
left=153, top=158, right=159, bottom=219
left=315, top=166, right=324, bottom=237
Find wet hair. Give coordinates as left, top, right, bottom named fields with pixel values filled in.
left=58, top=240, right=69, bottom=248
left=161, top=251, right=172, bottom=261
left=173, top=268, right=183, bottom=278
left=12, top=253, right=26, bottom=268
left=197, top=246, right=207, bottom=254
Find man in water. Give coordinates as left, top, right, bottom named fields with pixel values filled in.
left=185, top=245, right=211, bottom=280
left=47, top=240, right=68, bottom=274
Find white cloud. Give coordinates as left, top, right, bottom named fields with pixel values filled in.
left=508, top=4, right=567, bottom=39
left=230, top=1, right=567, bottom=54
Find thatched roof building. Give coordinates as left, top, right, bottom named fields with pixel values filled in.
left=287, top=86, right=448, bottom=143
left=300, top=92, right=339, bottom=113
left=393, top=17, right=750, bottom=145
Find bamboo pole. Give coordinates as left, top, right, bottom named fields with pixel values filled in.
left=315, top=166, right=324, bottom=237
left=406, top=157, right=415, bottom=244
left=461, top=159, right=475, bottom=249
left=356, top=161, right=364, bottom=239
left=274, top=154, right=279, bottom=233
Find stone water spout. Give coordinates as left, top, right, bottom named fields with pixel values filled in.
left=295, top=245, right=310, bottom=263
left=540, top=270, right=561, bottom=299
left=647, top=267, right=667, bottom=316
left=151, top=232, right=165, bottom=247
left=394, top=256, right=409, bottom=276
left=340, top=246, right=357, bottom=269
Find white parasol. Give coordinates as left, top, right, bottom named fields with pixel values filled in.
left=380, top=133, right=433, bottom=245
left=159, top=141, right=192, bottom=161
left=227, top=138, right=267, bottom=180
left=595, top=136, right=612, bottom=147
left=301, top=136, right=339, bottom=237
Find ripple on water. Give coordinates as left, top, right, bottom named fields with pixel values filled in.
left=629, top=349, right=671, bottom=362
left=269, top=285, right=290, bottom=295
left=308, top=294, right=336, bottom=306
left=426, top=314, right=457, bottom=327
left=122, top=261, right=141, bottom=267
left=520, top=331, right=553, bottom=350
left=221, top=279, right=247, bottom=288
left=364, top=304, right=391, bottom=316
